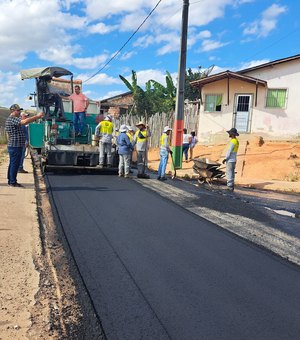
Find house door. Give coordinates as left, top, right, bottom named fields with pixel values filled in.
left=234, top=94, right=252, bottom=133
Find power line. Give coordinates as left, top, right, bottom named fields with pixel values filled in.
left=84, top=0, right=163, bottom=83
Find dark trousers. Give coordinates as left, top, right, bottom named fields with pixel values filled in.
left=19, top=146, right=26, bottom=170
left=7, top=146, right=23, bottom=184
left=182, top=143, right=189, bottom=161
left=73, top=111, right=85, bottom=134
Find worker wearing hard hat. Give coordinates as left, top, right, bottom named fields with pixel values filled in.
left=133, top=121, right=151, bottom=179
left=116, top=125, right=133, bottom=178
left=157, top=126, right=172, bottom=181
left=95, top=115, right=114, bottom=168
left=222, top=127, right=239, bottom=192
left=126, top=126, right=135, bottom=172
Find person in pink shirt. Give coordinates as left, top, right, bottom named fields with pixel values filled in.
left=68, top=85, right=90, bottom=136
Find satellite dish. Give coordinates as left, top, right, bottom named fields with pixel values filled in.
left=201, top=65, right=215, bottom=78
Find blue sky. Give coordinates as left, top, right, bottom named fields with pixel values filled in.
left=0, top=0, right=299, bottom=110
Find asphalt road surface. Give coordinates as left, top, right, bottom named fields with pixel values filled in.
left=46, top=173, right=300, bottom=340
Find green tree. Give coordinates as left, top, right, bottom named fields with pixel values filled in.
left=120, top=70, right=176, bottom=116
left=184, top=66, right=214, bottom=102
left=119, top=70, right=150, bottom=116
left=150, top=71, right=176, bottom=113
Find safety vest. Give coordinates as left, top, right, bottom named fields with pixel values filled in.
left=228, top=138, right=239, bottom=153
left=100, top=121, right=113, bottom=135
left=160, top=132, right=170, bottom=148
left=126, top=132, right=133, bottom=142
left=135, top=129, right=148, bottom=143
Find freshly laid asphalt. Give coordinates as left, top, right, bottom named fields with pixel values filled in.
left=46, top=173, right=300, bottom=340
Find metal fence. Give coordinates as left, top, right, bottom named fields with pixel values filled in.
left=114, top=103, right=200, bottom=148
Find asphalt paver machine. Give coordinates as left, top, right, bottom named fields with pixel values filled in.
left=21, top=66, right=118, bottom=172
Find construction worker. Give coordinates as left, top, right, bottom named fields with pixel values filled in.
left=116, top=125, right=133, bottom=178
left=113, top=127, right=120, bottom=151
left=133, top=121, right=151, bottom=179
left=157, top=126, right=172, bottom=181
left=222, top=127, right=239, bottom=191
left=95, top=115, right=114, bottom=168
left=126, top=126, right=135, bottom=173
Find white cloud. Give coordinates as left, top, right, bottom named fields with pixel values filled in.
left=88, top=22, right=118, bottom=35
left=243, top=4, right=287, bottom=38
left=0, top=0, right=86, bottom=69
left=200, top=39, right=230, bottom=52
left=119, top=69, right=173, bottom=88
left=0, top=71, right=25, bottom=108
left=99, top=90, right=125, bottom=100
left=239, top=59, right=270, bottom=70
left=120, top=51, right=136, bottom=61
left=78, top=73, right=121, bottom=86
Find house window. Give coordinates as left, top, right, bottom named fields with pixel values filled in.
left=266, top=89, right=287, bottom=108
left=204, top=94, right=222, bottom=112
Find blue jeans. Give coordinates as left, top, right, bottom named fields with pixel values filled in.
left=73, top=111, right=85, bottom=134
left=19, top=146, right=26, bottom=170
left=226, top=161, right=236, bottom=188
left=158, top=149, right=169, bottom=178
left=182, top=143, right=189, bottom=161
left=7, top=146, right=23, bottom=184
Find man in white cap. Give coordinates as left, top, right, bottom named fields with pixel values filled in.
left=157, top=126, right=172, bottom=181
left=116, top=125, right=133, bottom=178
left=133, top=121, right=151, bottom=179
left=95, top=115, right=114, bottom=168
left=18, top=112, right=30, bottom=173
left=5, top=104, right=43, bottom=187
left=222, top=127, right=239, bottom=191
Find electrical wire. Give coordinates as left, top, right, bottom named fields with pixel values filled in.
left=84, top=0, right=163, bottom=84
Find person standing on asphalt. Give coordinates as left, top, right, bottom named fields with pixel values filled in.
left=95, top=115, right=114, bottom=168
left=18, top=112, right=30, bottom=173
left=133, top=121, right=151, bottom=179
left=189, top=131, right=198, bottom=161
left=157, top=126, right=172, bottom=181
left=182, top=128, right=192, bottom=162
left=68, top=85, right=89, bottom=136
left=222, top=127, right=239, bottom=192
left=116, top=125, right=133, bottom=178
left=126, top=126, right=135, bottom=172
left=5, top=104, right=43, bottom=187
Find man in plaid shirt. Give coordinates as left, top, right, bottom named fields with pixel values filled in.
left=5, top=104, right=43, bottom=187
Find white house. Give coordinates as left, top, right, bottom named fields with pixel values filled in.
left=190, top=54, right=300, bottom=141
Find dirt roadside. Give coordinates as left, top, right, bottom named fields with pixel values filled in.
left=0, top=139, right=299, bottom=339
left=148, top=139, right=300, bottom=194
left=0, top=152, right=103, bottom=340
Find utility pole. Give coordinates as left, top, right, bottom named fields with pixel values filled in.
left=172, top=0, right=189, bottom=169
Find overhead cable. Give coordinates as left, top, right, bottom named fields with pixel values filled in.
left=84, top=0, right=163, bottom=83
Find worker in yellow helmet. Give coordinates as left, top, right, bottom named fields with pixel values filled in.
left=157, top=126, right=172, bottom=181
left=133, top=121, right=151, bottom=179
left=95, top=115, right=114, bottom=168
left=222, top=128, right=239, bottom=191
